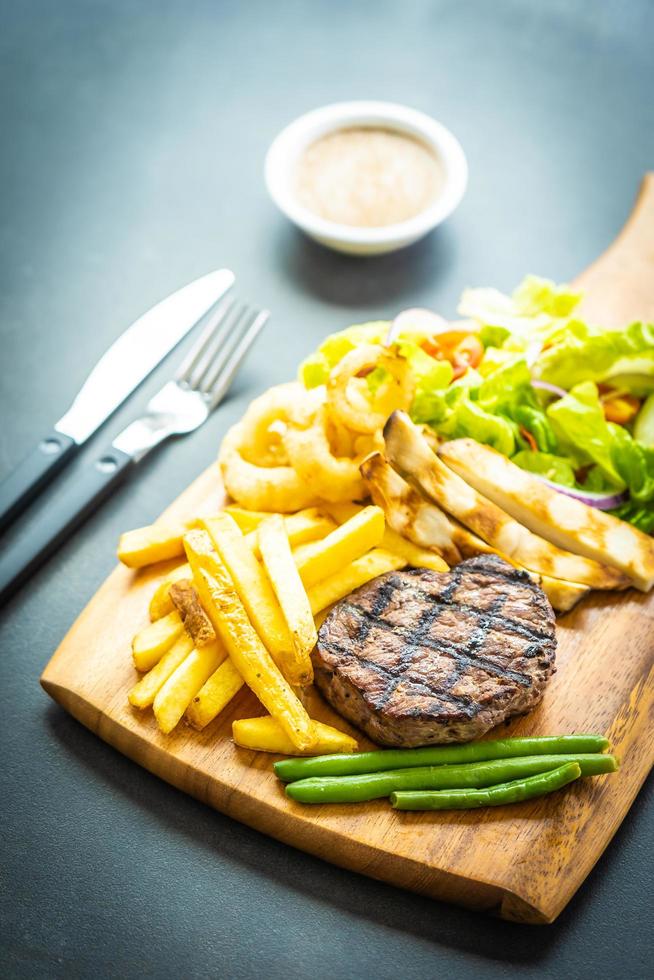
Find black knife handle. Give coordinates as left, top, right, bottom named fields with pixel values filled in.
left=0, top=446, right=134, bottom=604
left=0, top=429, right=78, bottom=532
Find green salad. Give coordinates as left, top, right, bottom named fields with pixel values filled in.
left=299, top=276, right=654, bottom=533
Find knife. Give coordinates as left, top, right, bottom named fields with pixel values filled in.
left=0, top=268, right=234, bottom=531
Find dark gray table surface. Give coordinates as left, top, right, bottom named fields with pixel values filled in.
left=1, top=2, right=652, bottom=977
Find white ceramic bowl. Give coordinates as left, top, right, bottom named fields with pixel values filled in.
left=264, top=100, right=468, bottom=256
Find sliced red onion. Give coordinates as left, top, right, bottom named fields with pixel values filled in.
left=531, top=474, right=627, bottom=510
left=386, top=308, right=448, bottom=346
left=531, top=379, right=568, bottom=399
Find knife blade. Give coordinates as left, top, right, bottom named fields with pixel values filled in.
left=0, top=268, right=234, bottom=531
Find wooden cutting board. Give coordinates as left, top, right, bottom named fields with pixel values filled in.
left=41, top=174, right=654, bottom=925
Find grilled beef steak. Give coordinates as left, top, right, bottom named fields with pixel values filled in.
left=314, top=555, right=556, bottom=746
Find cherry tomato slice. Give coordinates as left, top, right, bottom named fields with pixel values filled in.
left=452, top=335, right=484, bottom=368
left=602, top=395, right=640, bottom=425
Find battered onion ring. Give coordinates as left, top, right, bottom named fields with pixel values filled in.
left=352, top=430, right=385, bottom=458
left=238, top=382, right=325, bottom=466
left=283, top=406, right=368, bottom=503
left=326, top=344, right=414, bottom=434
left=219, top=422, right=318, bottom=512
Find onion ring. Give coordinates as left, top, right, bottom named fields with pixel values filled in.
left=327, top=344, right=414, bottom=434
left=238, top=382, right=324, bottom=466
left=219, top=422, right=318, bottom=512
left=283, top=406, right=368, bottom=502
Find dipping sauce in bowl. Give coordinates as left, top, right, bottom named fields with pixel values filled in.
left=265, top=101, right=468, bottom=255
left=295, top=128, right=444, bottom=228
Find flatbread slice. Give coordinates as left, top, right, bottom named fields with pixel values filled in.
left=439, top=438, right=654, bottom=592
left=383, top=412, right=630, bottom=591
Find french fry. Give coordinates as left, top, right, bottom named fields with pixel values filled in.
left=381, top=528, right=449, bottom=573
left=245, top=507, right=336, bottom=556
left=186, top=658, right=245, bottom=729
left=201, top=514, right=294, bottom=667
left=149, top=563, right=192, bottom=620
left=128, top=633, right=194, bottom=708
left=295, top=505, right=385, bottom=588
left=183, top=530, right=315, bottom=750
left=153, top=639, right=226, bottom=733
left=118, top=524, right=187, bottom=568
left=314, top=605, right=333, bottom=629
left=308, top=548, right=406, bottom=614
left=232, top=716, right=358, bottom=755
left=224, top=506, right=272, bottom=532
left=258, top=515, right=316, bottom=685
left=132, top=611, right=184, bottom=671
left=169, top=579, right=216, bottom=646
left=291, top=540, right=322, bottom=566
left=320, top=501, right=365, bottom=524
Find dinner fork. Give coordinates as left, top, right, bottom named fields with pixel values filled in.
left=0, top=297, right=269, bottom=602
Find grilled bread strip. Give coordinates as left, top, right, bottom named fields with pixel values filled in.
left=361, top=452, right=589, bottom=612
left=439, top=439, right=654, bottom=592
left=384, top=412, right=630, bottom=591
left=360, top=453, right=463, bottom=566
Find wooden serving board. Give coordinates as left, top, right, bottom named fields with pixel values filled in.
left=41, top=175, right=654, bottom=924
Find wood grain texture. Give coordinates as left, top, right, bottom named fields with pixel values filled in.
left=41, top=174, right=654, bottom=924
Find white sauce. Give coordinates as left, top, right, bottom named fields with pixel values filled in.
left=295, top=127, right=444, bottom=228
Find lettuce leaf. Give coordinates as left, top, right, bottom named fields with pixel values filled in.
left=546, top=381, right=654, bottom=503
left=414, top=359, right=555, bottom=457
left=510, top=451, right=577, bottom=487
left=475, top=360, right=557, bottom=452
left=546, top=381, right=623, bottom=485
left=299, top=321, right=391, bottom=388
left=299, top=322, right=454, bottom=415
left=610, top=423, right=654, bottom=503
left=459, top=275, right=581, bottom=352
left=535, top=320, right=654, bottom=392
left=397, top=341, right=453, bottom=418
left=610, top=500, right=654, bottom=534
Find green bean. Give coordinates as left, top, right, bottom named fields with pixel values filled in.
left=391, top=762, right=581, bottom=810
left=274, top=734, right=610, bottom=783
left=284, top=753, right=617, bottom=804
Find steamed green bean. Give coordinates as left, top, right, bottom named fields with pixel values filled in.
left=274, top=735, right=610, bottom=783
left=391, top=763, right=582, bottom=810
left=284, top=753, right=617, bottom=804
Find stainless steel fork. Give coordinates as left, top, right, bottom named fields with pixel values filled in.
left=0, top=297, right=269, bottom=602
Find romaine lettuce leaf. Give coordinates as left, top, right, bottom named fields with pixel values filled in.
left=609, top=500, right=654, bottom=534
left=535, top=320, right=654, bottom=392
left=299, top=321, right=391, bottom=388
left=610, top=423, right=654, bottom=503
left=546, top=381, right=624, bottom=486
left=398, top=341, right=453, bottom=418
left=546, top=381, right=654, bottom=503
left=510, top=451, right=577, bottom=487
left=475, top=360, right=557, bottom=452
left=459, top=275, right=581, bottom=352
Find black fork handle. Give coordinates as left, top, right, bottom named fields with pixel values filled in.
left=0, top=446, right=134, bottom=604
left=0, top=429, right=78, bottom=532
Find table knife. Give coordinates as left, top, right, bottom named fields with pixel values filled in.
left=0, top=268, right=234, bottom=531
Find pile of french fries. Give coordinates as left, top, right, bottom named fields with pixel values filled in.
left=118, top=503, right=448, bottom=755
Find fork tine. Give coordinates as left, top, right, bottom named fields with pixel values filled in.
left=175, top=295, right=236, bottom=386
left=198, top=305, right=255, bottom=394
left=187, top=303, right=251, bottom=392
left=204, top=307, right=270, bottom=406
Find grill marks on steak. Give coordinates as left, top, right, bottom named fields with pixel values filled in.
left=314, top=555, right=556, bottom=746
